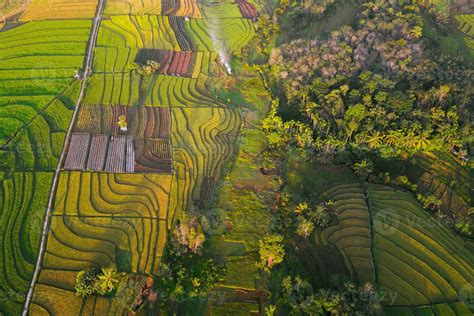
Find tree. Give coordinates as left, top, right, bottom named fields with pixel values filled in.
left=173, top=213, right=206, bottom=254
left=75, top=269, right=100, bottom=297
left=297, top=218, right=315, bottom=238
left=258, top=235, right=285, bottom=270
left=97, top=268, right=119, bottom=294
left=352, top=159, right=374, bottom=180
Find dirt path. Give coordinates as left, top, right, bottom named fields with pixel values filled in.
left=21, top=0, right=106, bottom=314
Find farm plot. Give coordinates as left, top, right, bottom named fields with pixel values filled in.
left=29, top=169, right=173, bottom=314
left=75, top=104, right=171, bottom=137
left=63, top=133, right=172, bottom=173
left=236, top=0, right=259, bottom=22
left=161, top=0, right=202, bottom=18
left=454, top=15, right=474, bottom=61
left=184, top=17, right=255, bottom=52
left=383, top=302, right=472, bottom=316
left=135, top=49, right=205, bottom=78
left=413, top=152, right=473, bottom=218
left=19, top=0, right=98, bottom=21
left=105, top=0, right=162, bottom=15
left=53, top=171, right=172, bottom=219
left=170, top=107, right=241, bottom=206
left=83, top=73, right=217, bottom=107
left=0, top=20, right=90, bottom=172
left=31, top=283, right=133, bottom=316
left=0, top=172, right=53, bottom=316
left=367, top=184, right=474, bottom=307
left=97, top=15, right=180, bottom=50
left=0, top=81, right=81, bottom=172
left=68, top=104, right=173, bottom=173
left=319, top=182, right=375, bottom=284
left=456, top=15, right=474, bottom=37
left=200, top=1, right=245, bottom=19
left=31, top=215, right=168, bottom=314
left=93, top=46, right=138, bottom=73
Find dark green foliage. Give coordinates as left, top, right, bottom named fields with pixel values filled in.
left=151, top=238, right=226, bottom=312
left=266, top=1, right=473, bottom=161
left=277, top=276, right=382, bottom=315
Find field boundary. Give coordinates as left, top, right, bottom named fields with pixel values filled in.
left=21, top=0, right=107, bottom=314
left=363, top=183, right=379, bottom=284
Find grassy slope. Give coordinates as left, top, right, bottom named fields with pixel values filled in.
left=207, top=64, right=277, bottom=312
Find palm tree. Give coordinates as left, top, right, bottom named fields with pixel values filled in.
left=416, top=130, right=430, bottom=150
left=297, top=219, right=315, bottom=238
left=409, top=26, right=423, bottom=39
left=367, top=131, right=383, bottom=149
left=98, top=268, right=119, bottom=293
left=404, top=131, right=417, bottom=149
left=353, top=159, right=374, bottom=180
left=385, top=130, right=401, bottom=147
left=295, top=202, right=309, bottom=214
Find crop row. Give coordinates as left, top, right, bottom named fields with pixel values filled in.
left=84, top=72, right=216, bottom=107
left=162, top=0, right=202, bottom=18
left=97, top=15, right=180, bottom=50
left=53, top=171, right=172, bottom=219
left=0, top=172, right=53, bottom=316
left=236, top=0, right=259, bottom=22
left=184, top=17, right=255, bottom=52
left=320, top=182, right=375, bottom=284
left=456, top=14, right=474, bottom=37
left=93, top=46, right=137, bottom=73
left=0, top=81, right=80, bottom=172
left=63, top=133, right=173, bottom=173
left=168, top=16, right=196, bottom=51
left=383, top=301, right=472, bottom=315
left=171, top=107, right=241, bottom=204
left=19, top=0, right=98, bottom=21
left=75, top=104, right=171, bottom=138
left=105, top=0, right=162, bottom=15
left=367, top=184, right=474, bottom=306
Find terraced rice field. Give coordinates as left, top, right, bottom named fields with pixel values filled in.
left=0, top=20, right=90, bottom=172
left=171, top=107, right=241, bottom=204
left=97, top=15, right=182, bottom=50
left=83, top=72, right=218, bottom=107
left=162, top=0, right=202, bottom=18
left=0, top=0, right=254, bottom=314
left=455, top=14, right=474, bottom=61
left=19, top=0, right=99, bottom=21
left=0, top=16, right=94, bottom=316
left=319, top=182, right=375, bottom=284
left=367, top=184, right=474, bottom=307
left=184, top=17, right=255, bottom=52
left=316, top=182, right=474, bottom=312
left=456, top=15, right=474, bottom=37
left=0, top=173, right=53, bottom=315
left=105, top=0, right=163, bottom=15
left=66, top=104, right=173, bottom=172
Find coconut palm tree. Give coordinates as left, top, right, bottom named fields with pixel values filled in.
left=98, top=268, right=119, bottom=293
left=367, top=131, right=383, bottom=149
left=404, top=131, right=417, bottom=149
left=416, top=130, right=430, bottom=150
left=353, top=159, right=374, bottom=180
left=385, top=130, right=401, bottom=147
